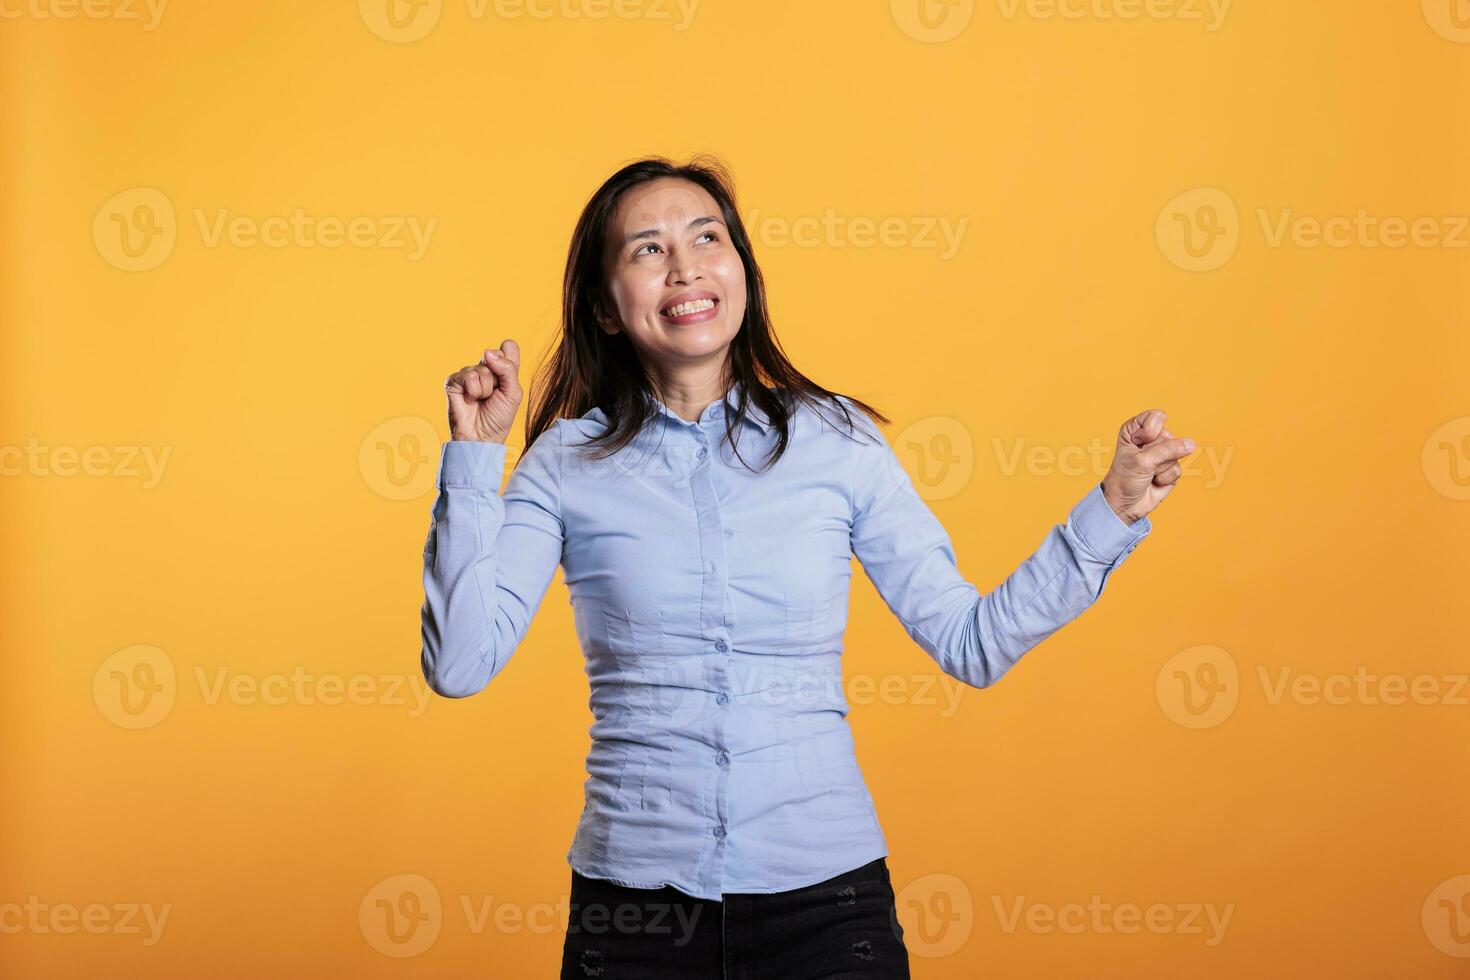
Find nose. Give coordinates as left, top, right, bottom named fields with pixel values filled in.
left=665, top=242, right=701, bottom=284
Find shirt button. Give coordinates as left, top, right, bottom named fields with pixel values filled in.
left=714, top=640, right=728, bottom=653
left=713, top=825, right=726, bottom=839
left=695, top=447, right=707, bottom=460
left=715, top=751, right=729, bottom=767
left=716, top=692, right=729, bottom=705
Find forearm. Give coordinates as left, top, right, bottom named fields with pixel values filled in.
left=968, top=482, right=1150, bottom=685
left=421, top=440, right=510, bottom=699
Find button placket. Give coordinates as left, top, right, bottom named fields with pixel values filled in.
left=687, top=430, right=732, bottom=870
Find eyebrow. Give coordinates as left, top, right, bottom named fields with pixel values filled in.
left=623, top=215, right=722, bottom=247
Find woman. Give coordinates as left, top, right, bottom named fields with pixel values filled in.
left=421, top=156, right=1195, bottom=978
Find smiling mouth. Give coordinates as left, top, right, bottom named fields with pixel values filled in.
left=661, top=297, right=718, bottom=319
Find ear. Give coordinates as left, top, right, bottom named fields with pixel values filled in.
left=593, top=296, right=622, bottom=336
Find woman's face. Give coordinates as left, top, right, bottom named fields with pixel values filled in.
left=599, top=177, right=748, bottom=375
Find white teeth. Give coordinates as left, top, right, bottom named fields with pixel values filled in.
left=663, top=298, right=715, bottom=317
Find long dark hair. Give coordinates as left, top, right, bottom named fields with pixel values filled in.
left=522, top=154, right=888, bottom=472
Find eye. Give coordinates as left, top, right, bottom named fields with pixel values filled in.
left=632, top=230, right=719, bottom=257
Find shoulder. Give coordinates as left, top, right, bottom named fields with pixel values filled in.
left=507, top=421, right=566, bottom=480
left=781, top=394, right=893, bottom=494
left=518, top=420, right=567, bottom=455
left=815, top=393, right=888, bottom=449
left=555, top=414, right=603, bottom=444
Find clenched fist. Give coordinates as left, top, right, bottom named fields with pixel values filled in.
left=1100, top=409, right=1196, bottom=525
left=445, top=340, right=522, bottom=443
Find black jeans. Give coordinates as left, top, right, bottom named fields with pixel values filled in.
left=560, top=857, right=910, bottom=979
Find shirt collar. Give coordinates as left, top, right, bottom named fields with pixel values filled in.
left=580, top=381, right=773, bottom=434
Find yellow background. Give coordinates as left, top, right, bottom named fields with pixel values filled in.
left=3, top=0, right=1468, bottom=976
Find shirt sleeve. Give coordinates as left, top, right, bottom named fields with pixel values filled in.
left=845, top=402, right=1150, bottom=689
left=420, top=424, right=565, bottom=698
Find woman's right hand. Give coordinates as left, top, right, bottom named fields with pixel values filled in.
left=445, top=340, right=522, bottom=443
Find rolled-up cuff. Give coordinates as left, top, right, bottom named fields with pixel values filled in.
left=1067, top=482, right=1150, bottom=563
left=437, top=439, right=508, bottom=490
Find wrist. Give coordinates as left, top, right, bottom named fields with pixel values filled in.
left=1100, top=480, right=1140, bottom=526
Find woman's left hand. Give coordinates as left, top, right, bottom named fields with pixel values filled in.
left=1100, top=409, right=1196, bottom=525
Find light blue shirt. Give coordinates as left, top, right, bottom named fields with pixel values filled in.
left=420, top=382, right=1150, bottom=900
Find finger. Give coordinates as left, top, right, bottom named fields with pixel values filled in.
left=459, top=365, right=485, bottom=401
left=1121, top=408, right=1166, bottom=449
left=473, top=363, right=497, bottom=400
left=1136, top=425, right=1181, bottom=456
left=1140, top=436, right=1196, bottom=469
left=445, top=366, right=476, bottom=392
left=1119, top=412, right=1145, bottom=448
left=1140, top=409, right=1166, bottom=445
left=1152, top=462, right=1184, bottom=487
left=482, top=343, right=523, bottom=400
left=1152, top=436, right=1181, bottom=473
left=481, top=338, right=523, bottom=371
left=454, top=368, right=476, bottom=400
